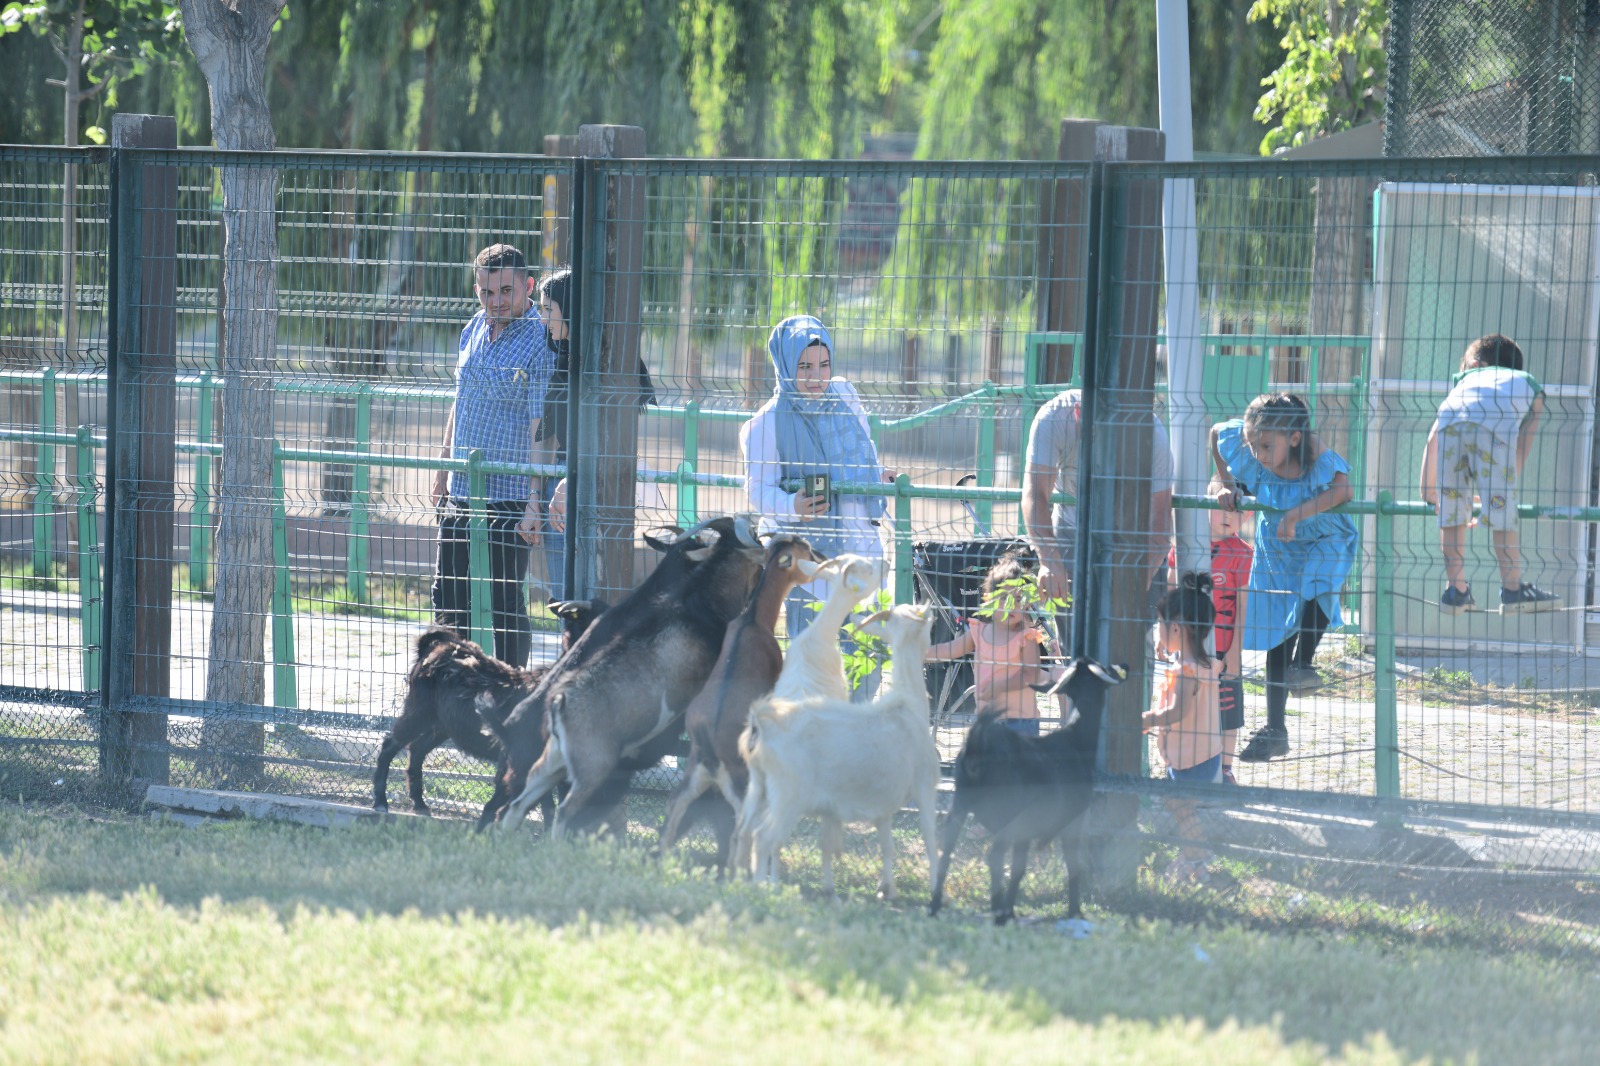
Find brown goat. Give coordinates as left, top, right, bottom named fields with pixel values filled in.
left=485, top=515, right=768, bottom=835
left=372, top=601, right=605, bottom=817
left=657, top=534, right=826, bottom=863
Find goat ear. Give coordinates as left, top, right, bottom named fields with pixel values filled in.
left=794, top=557, right=823, bottom=581
left=1028, top=662, right=1074, bottom=695
left=859, top=608, right=891, bottom=627
left=1089, top=661, right=1128, bottom=686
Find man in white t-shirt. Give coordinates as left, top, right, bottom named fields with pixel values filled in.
left=1022, top=388, right=1175, bottom=606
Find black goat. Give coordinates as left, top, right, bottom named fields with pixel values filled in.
left=928, top=657, right=1127, bottom=926
left=372, top=600, right=606, bottom=817
left=481, top=515, right=767, bottom=835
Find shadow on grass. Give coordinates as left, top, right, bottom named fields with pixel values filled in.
left=1, top=788, right=1597, bottom=1063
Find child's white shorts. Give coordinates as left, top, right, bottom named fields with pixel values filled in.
left=1436, top=423, right=1518, bottom=531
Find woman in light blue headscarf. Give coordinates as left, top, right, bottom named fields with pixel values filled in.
left=740, top=314, right=891, bottom=638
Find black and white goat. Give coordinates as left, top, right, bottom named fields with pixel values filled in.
left=372, top=601, right=606, bottom=817
left=928, top=657, right=1127, bottom=926
left=482, top=515, right=768, bottom=835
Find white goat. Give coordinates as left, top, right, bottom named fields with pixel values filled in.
left=739, top=604, right=940, bottom=898
left=730, top=553, right=883, bottom=874
left=771, top=554, right=886, bottom=702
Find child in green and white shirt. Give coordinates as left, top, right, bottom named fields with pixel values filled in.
left=1419, top=333, right=1561, bottom=615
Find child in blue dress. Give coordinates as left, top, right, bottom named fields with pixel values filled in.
left=1210, top=394, right=1357, bottom=761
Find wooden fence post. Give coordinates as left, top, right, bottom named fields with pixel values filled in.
left=577, top=124, right=647, bottom=596
left=104, top=113, right=177, bottom=787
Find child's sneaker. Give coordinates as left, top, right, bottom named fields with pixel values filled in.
left=1501, top=583, right=1562, bottom=614
left=1237, top=725, right=1290, bottom=762
left=1439, top=583, right=1475, bottom=616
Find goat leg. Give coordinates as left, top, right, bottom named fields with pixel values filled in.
left=997, top=841, right=1031, bottom=926
left=498, top=747, right=568, bottom=833
left=475, top=767, right=510, bottom=832
left=985, top=836, right=1011, bottom=925
left=820, top=817, right=844, bottom=897
left=874, top=818, right=897, bottom=901
left=928, top=798, right=969, bottom=917
left=731, top=769, right=765, bottom=877
left=659, top=761, right=715, bottom=853
left=1060, top=828, right=1087, bottom=922
left=402, top=725, right=451, bottom=817
left=373, top=711, right=436, bottom=814
left=915, top=785, right=940, bottom=901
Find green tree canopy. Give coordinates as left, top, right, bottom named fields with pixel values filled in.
left=1249, top=0, right=1387, bottom=155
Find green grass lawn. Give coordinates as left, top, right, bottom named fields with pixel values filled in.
left=0, top=803, right=1594, bottom=1063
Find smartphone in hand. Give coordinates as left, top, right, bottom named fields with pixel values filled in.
left=804, top=473, right=830, bottom=499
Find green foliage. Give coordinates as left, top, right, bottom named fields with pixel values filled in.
left=1425, top=665, right=1475, bottom=691
left=762, top=174, right=846, bottom=318
left=679, top=0, right=878, bottom=158
left=912, top=0, right=1280, bottom=161
left=972, top=572, right=1066, bottom=620
left=1, top=0, right=186, bottom=144
left=1248, top=0, right=1387, bottom=155
left=828, top=589, right=893, bottom=691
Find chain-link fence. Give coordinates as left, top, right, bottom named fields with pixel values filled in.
left=1387, top=0, right=1600, bottom=156
left=4, top=139, right=1600, bottom=954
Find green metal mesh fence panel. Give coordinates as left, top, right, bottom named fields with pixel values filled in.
left=0, top=146, right=109, bottom=798
left=1387, top=0, right=1600, bottom=156
left=2, top=143, right=1600, bottom=956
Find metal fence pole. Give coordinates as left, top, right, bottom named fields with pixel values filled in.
left=190, top=370, right=216, bottom=589
left=893, top=473, right=914, bottom=605
left=32, top=367, right=56, bottom=575
left=347, top=382, right=372, bottom=602
left=74, top=425, right=102, bottom=690
left=270, top=444, right=298, bottom=709
left=466, top=450, right=493, bottom=649
left=678, top=398, right=700, bottom=528
left=1374, top=489, right=1399, bottom=799
left=976, top=383, right=996, bottom=534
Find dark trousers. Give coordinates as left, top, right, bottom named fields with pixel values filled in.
left=432, top=499, right=532, bottom=667
left=1263, top=599, right=1330, bottom=731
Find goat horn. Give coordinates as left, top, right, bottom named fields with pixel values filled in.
left=732, top=513, right=762, bottom=547
left=678, top=516, right=718, bottom=541
left=1089, top=662, right=1128, bottom=685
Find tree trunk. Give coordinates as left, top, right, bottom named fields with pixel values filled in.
left=1308, top=176, right=1372, bottom=461
left=59, top=4, right=84, bottom=576
left=178, top=0, right=286, bottom=782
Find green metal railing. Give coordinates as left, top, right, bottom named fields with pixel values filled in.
left=1, top=334, right=1373, bottom=592
left=7, top=415, right=1599, bottom=801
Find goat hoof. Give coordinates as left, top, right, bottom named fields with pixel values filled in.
left=413, top=805, right=433, bottom=818
left=373, top=802, right=388, bottom=815
left=992, top=911, right=1014, bottom=928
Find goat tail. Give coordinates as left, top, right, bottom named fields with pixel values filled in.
left=740, top=694, right=796, bottom=762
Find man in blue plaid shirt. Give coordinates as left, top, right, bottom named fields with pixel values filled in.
left=429, top=244, right=556, bottom=667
